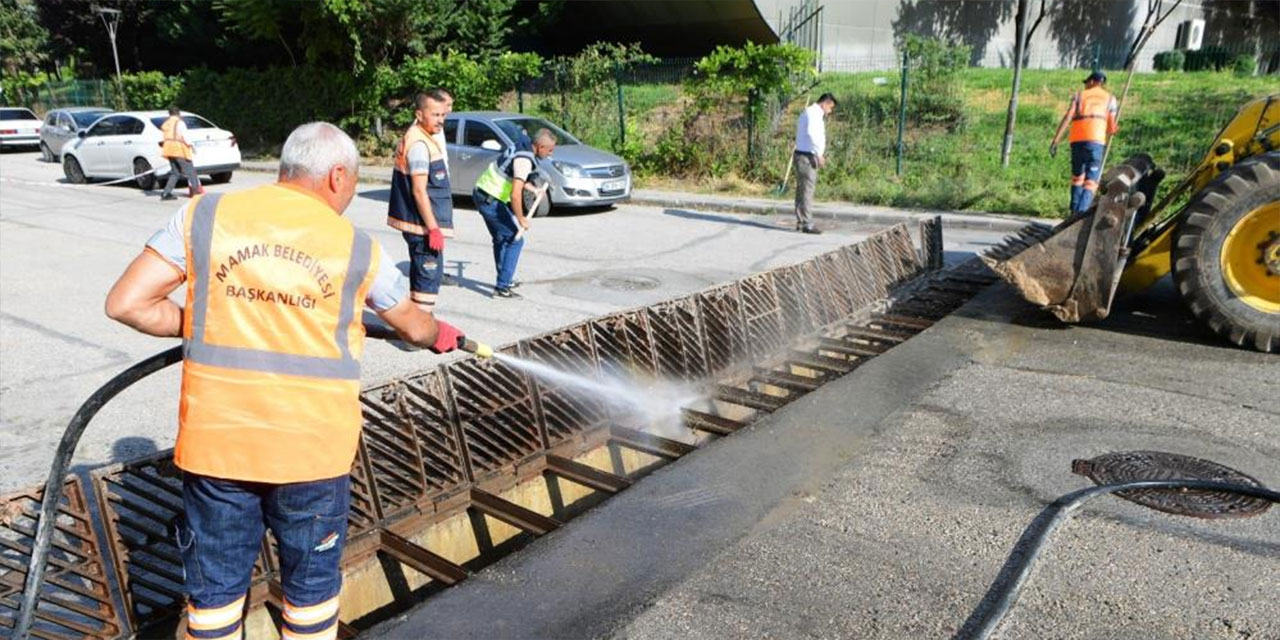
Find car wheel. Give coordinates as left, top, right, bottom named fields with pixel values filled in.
left=211, top=171, right=233, bottom=184
left=63, top=155, right=86, bottom=184
left=133, top=157, right=156, bottom=191
left=40, top=142, right=54, bottom=163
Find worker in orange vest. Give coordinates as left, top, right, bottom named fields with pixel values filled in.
left=159, top=105, right=203, bottom=201
left=1049, top=71, right=1119, bottom=213
left=387, top=90, right=452, bottom=311
left=105, top=122, right=467, bottom=640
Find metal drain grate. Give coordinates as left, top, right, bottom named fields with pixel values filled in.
left=0, top=479, right=122, bottom=640
left=1072, top=451, right=1273, bottom=519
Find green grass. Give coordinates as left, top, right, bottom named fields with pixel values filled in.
left=506, top=68, right=1275, bottom=217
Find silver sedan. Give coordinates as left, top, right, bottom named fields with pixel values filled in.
left=444, top=112, right=631, bottom=217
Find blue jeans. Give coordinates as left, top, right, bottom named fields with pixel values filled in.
left=1070, top=141, right=1105, bottom=213
left=178, top=473, right=349, bottom=639
left=473, top=188, right=525, bottom=289
left=404, top=232, right=443, bottom=308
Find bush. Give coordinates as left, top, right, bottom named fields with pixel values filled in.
left=117, top=71, right=184, bottom=110
left=1153, top=50, right=1185, bottom=72
left=1184, top=46, right=1234, bottom=72
left=900, top=35, right=970, bottom=128
left=1232, top=54, right=1257, bottom=76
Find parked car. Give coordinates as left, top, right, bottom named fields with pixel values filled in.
left=0, top=107, right=43, bottom=150
left=443, top=112, right=631, bottom=216
left=60, top=110, right=240, bottom=190
left=39, top=107, right=111, bottom=161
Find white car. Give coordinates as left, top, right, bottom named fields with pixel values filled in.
left=60, top=110, right=240, bottom=190
left=0, top=107, right=43, bottom=149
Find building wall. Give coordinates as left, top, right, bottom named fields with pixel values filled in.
left=758, top=0, right=1265, bottom=72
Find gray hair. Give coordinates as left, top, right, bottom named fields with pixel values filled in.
left=532, top=128, right=556, bottom=146
left=279, top=122, right=358, bottom=180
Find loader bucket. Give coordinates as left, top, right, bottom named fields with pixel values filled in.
left=981, top=155, right=1164, bottom=322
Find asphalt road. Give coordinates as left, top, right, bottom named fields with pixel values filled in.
left=0, top=149, right=1003, bottom=492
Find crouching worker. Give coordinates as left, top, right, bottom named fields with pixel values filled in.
left=105, top=121, right=467, bottom=640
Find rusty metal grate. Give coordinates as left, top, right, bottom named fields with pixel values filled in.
left=1072, top=451, right=1273, bottom=519
left=920, top=215, right=944, bottom=271
left=0, top=478, right=122, bottom=640
left=590, top=311, right=657, bottom=380
left=520, top=324, right=610, bottom=447
left=446, top=352, right=543, bottom=478
left=697, top=284, right=749, bottom=374
left=738, top=273, right=788, bottom=361
left=773, top=265, right=818, bottom=338
left=645, top=297, right=707, bottom=381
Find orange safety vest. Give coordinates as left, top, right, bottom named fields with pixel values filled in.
left=176, top=184, right=378, bottom=483
left=1068, top=86, right=1117, bottom=144
left=387, top=124, right=452, bottom=237
left=160, top=115, right=193, bottom=160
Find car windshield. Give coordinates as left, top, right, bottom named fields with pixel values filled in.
left=493, top=117, right=579, bottom=146
left=71, top=111, right=110, bottom=127
left=148, top=115, right=218, bottom=130
left=0, top=108, right=38, bottom=120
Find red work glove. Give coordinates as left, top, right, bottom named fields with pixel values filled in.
left=427, top=228, right=445, bottom=252
left=430, top=320, right=464, bottom=354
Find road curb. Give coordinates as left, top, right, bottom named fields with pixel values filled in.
left=243, top=160, right=1043, bottom=234
left=629, top=191, right=1042, bottom=234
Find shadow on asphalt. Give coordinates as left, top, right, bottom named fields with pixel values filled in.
left=973, top=276, right=1230, bottom=350
left=661, top=207, right=785, bottom=231
left=357, top=188, right=480, bottom=213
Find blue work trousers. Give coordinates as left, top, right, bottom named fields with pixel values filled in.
left=178, top=473, right=350, bottom=639
left=1069, top=141, right=1105, bottom=213
left=473, top=188, right=525, bottom=289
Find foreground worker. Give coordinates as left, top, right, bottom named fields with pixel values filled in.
left=1049, top=71, right=1119, bottom=213
left=105, top=122, right=465, bottom=640
left=473, top=128, right=555, bottom=298
left=793, top=93, right=838, bottom=235
left=159, top=105, right=202, bottom=201
left=388, top=91, right=453, bottom=311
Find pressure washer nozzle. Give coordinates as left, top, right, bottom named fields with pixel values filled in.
left=459, top=337, right=494, bottom=359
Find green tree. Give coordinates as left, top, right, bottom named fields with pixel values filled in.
left=0, top=0, right=49, bottom=75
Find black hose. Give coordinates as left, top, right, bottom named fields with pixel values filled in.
left=958, top=480, right=1280, bottom=640
left=14, top=345, right=183, bottom=639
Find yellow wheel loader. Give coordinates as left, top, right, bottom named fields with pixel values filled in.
left=984, top=94, right=1280, bottom=352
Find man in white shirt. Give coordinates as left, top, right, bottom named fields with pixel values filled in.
left=793, top=93, right=837, bottom=234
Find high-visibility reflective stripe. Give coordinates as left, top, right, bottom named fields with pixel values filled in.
left=186, top=193, right=369, bottom=380
left=1083, top=180, right=1099, bottom=191
left=283, top=596, right=340, bottom=626
left=1071, top=176, right=1086, bottom=185
left=281, top=622, right=338, bottom=640
left=186, top=597, right=245, bottom=631
left=410, top=291, right=437, bottom=303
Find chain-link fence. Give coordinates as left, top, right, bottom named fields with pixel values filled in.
left=3, top=79, right=119, bottom=113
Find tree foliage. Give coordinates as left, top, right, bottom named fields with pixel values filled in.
left=690, top=42, right=815, bottom=104
left=0, top=0, right=48, bottom=74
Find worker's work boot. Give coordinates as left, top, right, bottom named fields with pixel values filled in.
left=800, top=225, right=822, bottom=235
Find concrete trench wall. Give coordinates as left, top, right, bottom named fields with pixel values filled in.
left=2, top=221, right=946, bottom=640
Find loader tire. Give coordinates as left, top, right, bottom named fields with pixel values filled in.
left=1171, top=152, right=1280, bottom=353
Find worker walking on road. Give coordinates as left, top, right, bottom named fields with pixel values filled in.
left=1050, top=71, right=1118, bottom=214
left=388, top=91, right=453, bottom=311
left=793, top=93, right=837, bottom=235
left=159, top=106, right=202, bottom=201
left=473, top=128, right=554, bottom=299
left=104, top=122, right=467, bottom=640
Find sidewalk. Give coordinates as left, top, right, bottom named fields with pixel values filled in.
left=240, top=160, right=1041, bottom=234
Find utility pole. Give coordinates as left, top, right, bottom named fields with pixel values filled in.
left=94, top=6, right=124, bottom=108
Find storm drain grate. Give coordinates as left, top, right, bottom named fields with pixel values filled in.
left=1072, top=451, right=1273, bottom=519
left=0, top=479, right=122, bottom=640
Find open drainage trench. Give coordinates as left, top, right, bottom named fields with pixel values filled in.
left=6, top=220, right=1277, bottom=640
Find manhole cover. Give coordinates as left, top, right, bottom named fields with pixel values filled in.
left=594, top=274, right=661, bottom=291
left=1071, top=451, right=1271, bottom=519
